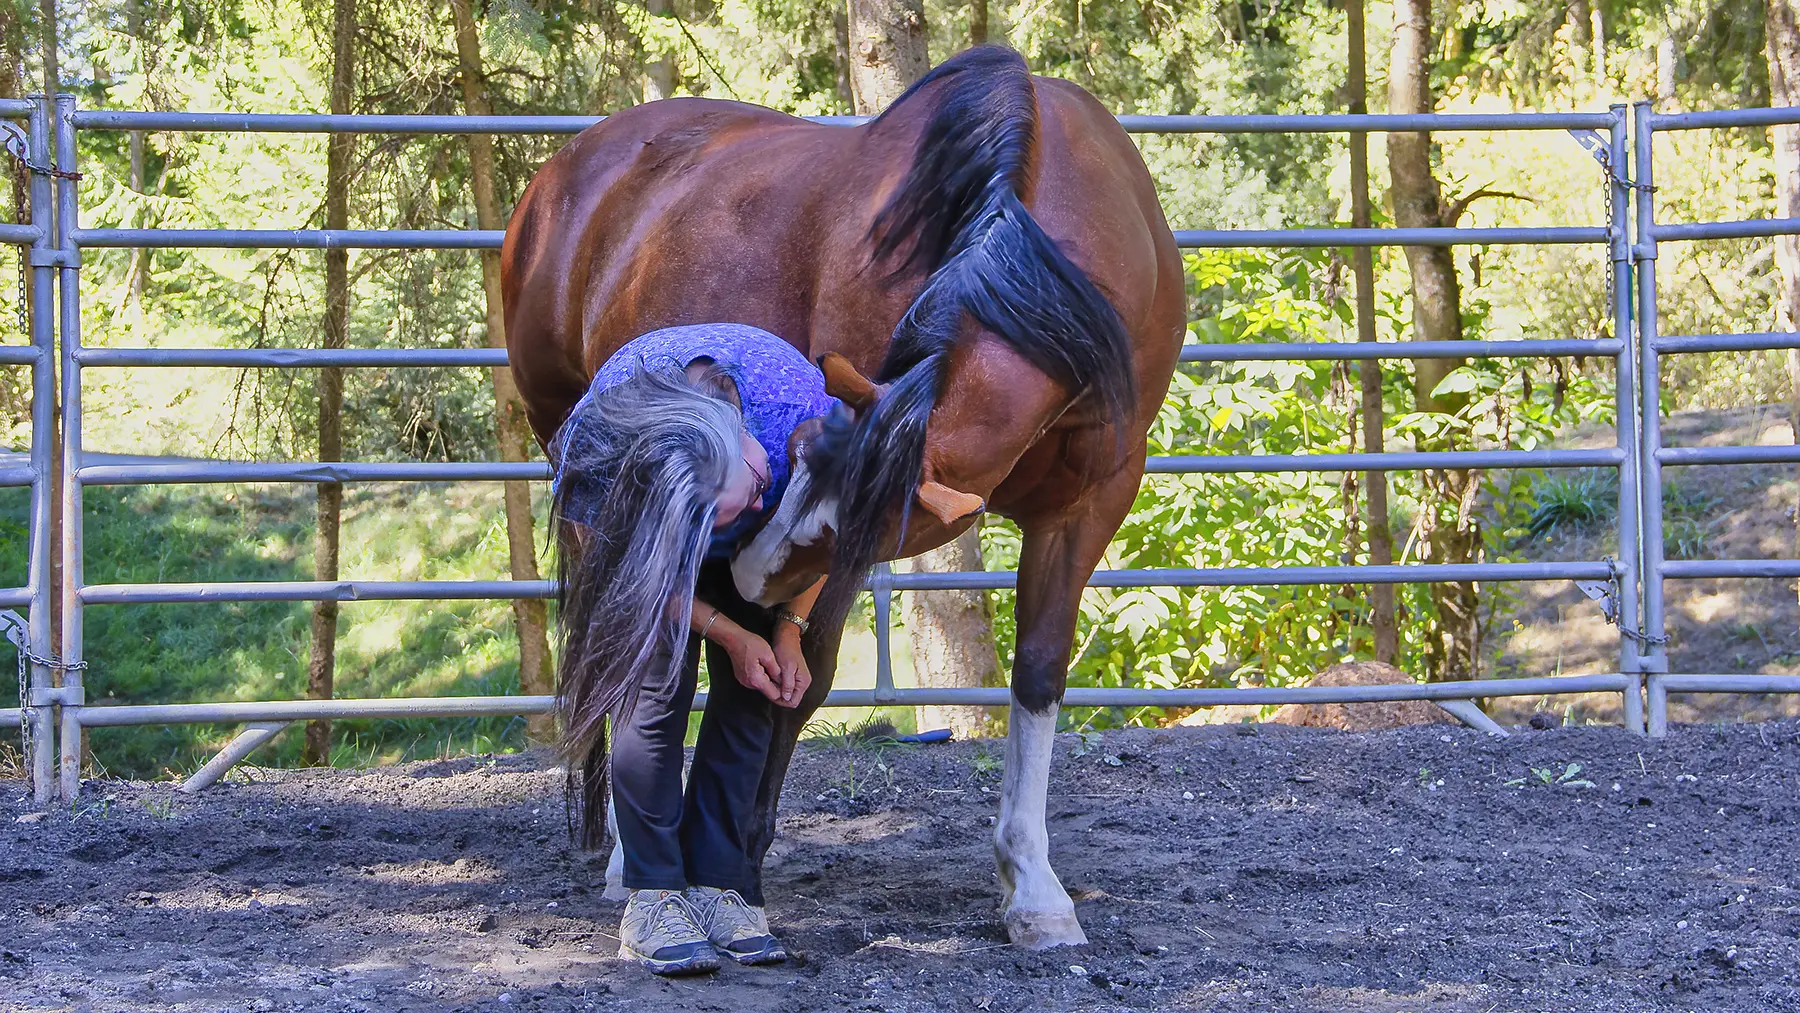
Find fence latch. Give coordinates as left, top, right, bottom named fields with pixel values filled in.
left=1575, top=560, right=1671, bottom=649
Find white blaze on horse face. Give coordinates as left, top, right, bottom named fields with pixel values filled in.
left=732, top=457, right=836, bottom=606
left=995, top=700, right=1088, bottom=949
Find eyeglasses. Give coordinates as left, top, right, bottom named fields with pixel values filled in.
left=745, top=455, right=770, bottom=502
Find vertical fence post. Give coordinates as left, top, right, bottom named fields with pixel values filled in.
left=24, top=96, right=57, bottom=801
left=1633, top=102, right=1670, bottom=736
left=872, top=562, right=896, bottom=705
left=1609, top=104, right=1645, bottom=735
left=53, top=94, right=84, bottom=795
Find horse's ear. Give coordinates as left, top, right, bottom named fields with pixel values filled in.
left=819, top=353, right=883, bottom=413
left=916, top=481, right=985, bottom=525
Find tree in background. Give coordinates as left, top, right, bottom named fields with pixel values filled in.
left=451, top=0, right=555, bottom=742
left=1388, top=0, right=1482, bottom=681
left=1346, top=0, right=1397, bottom=663
left=1769, top=0, right=1800, bottom=604
left=845, top=0, right=1003, bottom=738
left=304, top=0, right=357, bottom=765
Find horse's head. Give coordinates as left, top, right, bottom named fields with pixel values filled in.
left=731, top=353, right=983, bottom=606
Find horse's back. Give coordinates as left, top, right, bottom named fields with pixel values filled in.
left=502, top=99, right=844, bottom=444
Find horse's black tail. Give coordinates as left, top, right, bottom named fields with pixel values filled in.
left=807, top=45, right=1136, bottom=630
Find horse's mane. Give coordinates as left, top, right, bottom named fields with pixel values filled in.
left=805, top=45, right=1136, bottom=631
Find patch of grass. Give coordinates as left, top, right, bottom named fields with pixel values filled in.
left=1526, top=471, right=1617, bottom=539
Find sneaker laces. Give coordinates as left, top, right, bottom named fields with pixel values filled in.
left=696, top=888, right=768, bottom=940
left=639, top=891, right=704, bottom=945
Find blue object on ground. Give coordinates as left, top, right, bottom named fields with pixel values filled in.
left=896, top=728, right=953, bottom=744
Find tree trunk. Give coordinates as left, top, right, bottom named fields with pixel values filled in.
left=1767, top=0, right=1800, bottom=616
left=1389, top=0, right=1480, bottom=681
left=832, top=11, right=854, bottom=113
left=452, top=0, right=556, bottom=742
left=1348, top=0, right=1397, bottom=663
left=642, top=0, right=676, bottom=101
left=844, top=0, right=998, bottom=734
left=969, top=0, right=987, bottom=46
left=846, top=0, right=929, bottom=114
left=304, top=0, right=356, bottom=766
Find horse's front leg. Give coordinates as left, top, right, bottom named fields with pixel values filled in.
left=998, top=467, right=1139, bottom=949
left=743, top=614, right=845, bottom=898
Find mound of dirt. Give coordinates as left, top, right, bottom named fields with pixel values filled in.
left=1268, top=661, right=1456, bottom=732
left=4, top=721, right=1799, bottom=1012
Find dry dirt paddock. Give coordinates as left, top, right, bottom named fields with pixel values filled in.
left=4, top=720, right=1800, bottom=1013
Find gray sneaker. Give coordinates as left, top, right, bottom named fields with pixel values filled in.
left=686, top=886, right=788, bottom=966
left=619, top=889, right=721, bottom=975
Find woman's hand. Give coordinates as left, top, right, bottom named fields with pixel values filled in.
left=770, top=622, right=812, bottom=708
left=719, top=627, right=788, bottom=706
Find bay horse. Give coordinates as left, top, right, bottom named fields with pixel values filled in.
left=501, top=45, right=1183, bottom=948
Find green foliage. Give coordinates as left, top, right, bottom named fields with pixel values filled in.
left=1525, top=470, right=1617, bottom=538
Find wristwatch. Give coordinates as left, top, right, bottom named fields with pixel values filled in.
left=775, top=607, right=810, bottom=635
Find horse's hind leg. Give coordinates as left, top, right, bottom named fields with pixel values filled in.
left=998, top=466, right=1140, bottom=949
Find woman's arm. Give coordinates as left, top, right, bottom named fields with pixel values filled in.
left=769, top=576, right=826, bottom=706
left=691, top=595, right=786, bottom=705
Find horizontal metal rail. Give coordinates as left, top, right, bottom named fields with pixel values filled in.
left=1649, top=107, right=1800, bottom=130
left=79, top=347, right=510, bottom=368
left=72, top=450, right=1623, bottom=486
left=75, top=228, right=500, bottom=250
left=1655, top=445, right=1800, bottom=467
left=69, top=671, right=1632, bottom=728
left=1181, top=338, right=1621, bottom=362
left=77, top=560, right=1611, bottom=606
left=0, top=587, right=34, bottom=607
left=80, top=224, right=1611, bottom=252
left=70, top=109, right=1615, bottom=135
left=77, top=340, right=1624, bottom=369
left=1649, top=219, right=1800, bottom=243
left=1659, top=559, right=1800, bottom=579
left=81, top=580, right=559, bottom=604
left=0, top=708, right=18, bottom=727
left=890, top=561, right=1613, bottom=590
left=0, top=345, right=45, bottom=364
left=0, top=466, right=39, bottom=487
left=1176, top=227, right=1605, bottom=248
left=77, top=460, right=548, bottom=485
left=1146, top=448, right=1622, bottom=474
left=0, top=98, right=34, bottom=117
left=1657, top=674, right=1800, bottom=693
left=0, top=224, right=42, bottom=245
left=1652, top=332, right=1800, bottom=353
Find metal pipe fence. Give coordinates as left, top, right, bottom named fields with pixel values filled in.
left=1635, top=101, right=1800, bottom=735
left=21, top=93, right=1783, bottom=798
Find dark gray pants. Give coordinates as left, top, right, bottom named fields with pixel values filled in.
left=611, top=559, right=776, bottom=905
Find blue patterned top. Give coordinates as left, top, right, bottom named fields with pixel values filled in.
left=551, top=323, right=838, bottom=557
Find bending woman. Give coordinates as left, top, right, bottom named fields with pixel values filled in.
left=550, top=323, right=834, bottom=976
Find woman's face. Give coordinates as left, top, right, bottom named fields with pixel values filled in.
left=714, top=428, right=771, bottom=529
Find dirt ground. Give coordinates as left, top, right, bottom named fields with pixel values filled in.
left=5, top=720, right=1800, bottom=1013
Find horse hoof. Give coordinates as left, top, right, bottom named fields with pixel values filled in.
left=1005, top=910, right=1088, bottom=949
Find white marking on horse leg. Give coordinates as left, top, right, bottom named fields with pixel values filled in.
left=602, top=793, right=628, bottom=901
left=995, top=699, right=1087, bottom=948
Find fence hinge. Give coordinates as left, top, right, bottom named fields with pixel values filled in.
left=29, top=685, right=82, bottom=707
left=28, top=248, right=77, bottom=269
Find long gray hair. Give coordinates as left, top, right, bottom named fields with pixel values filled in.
left=550, top=362, right=743, bottom=849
